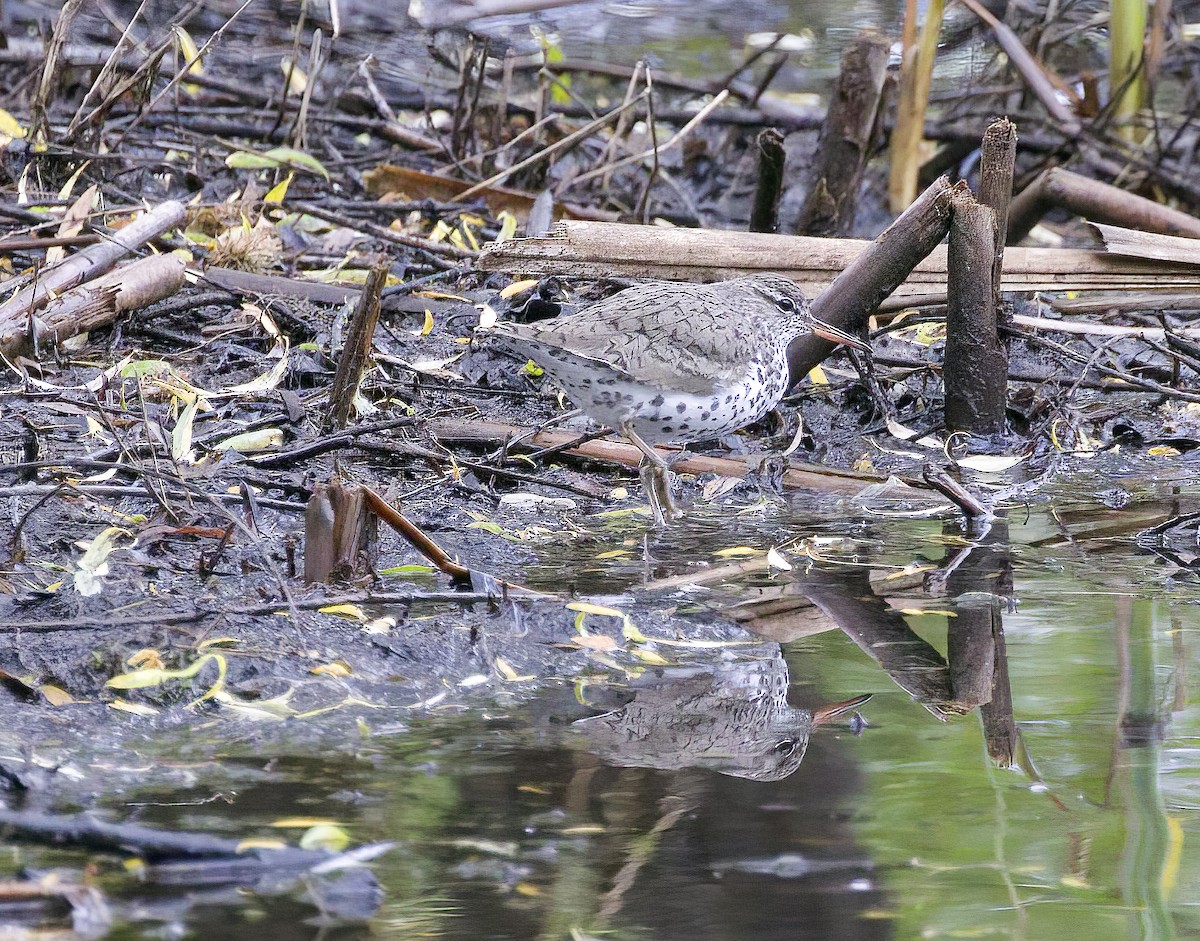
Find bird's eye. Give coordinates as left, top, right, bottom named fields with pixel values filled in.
left=772, top=739, right=798, bottom=757
left=775, top=296, right=797, bottom=313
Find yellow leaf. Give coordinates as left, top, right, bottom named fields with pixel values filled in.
left=109, top=699, right=159, bottom=716
left=495, top=657, right=534, bottom=681
left=495, top=210, right=519, bottom=243
left=566, top=601, right=626, bottom=618
left=213, top=428, right=284, bottom=453
left=39, top=684, right=75, bottom=706
left=631, top=648, right=670, bottom=665
left=235, top=838, right=288, bottom=852
left=0, top=108, right=27, bottom=140
left=127, top=648, right=164, bottom=670
left=299, top=824, right=350, bottom=851
left=495, top=657, right=518, bottom=680
left=807, top=365, right=828, bottom=384
left=500, top=279, right=540, bottom=299
left=310, top=660, right=352, bottom=677
left=213, top=688, right=296, bottom=720
left=1148, top=445, right=1181, bottom=457
left=271, top=817, right=341, bottom=828
left=574, top=634, right=619, bottom=651
left=712, top=546, right=759, bottom=558
left=197, top=637, right=240, bottom=650
left=280, top=57, right=307, bottom=94
left=264, top=173, right=293, bottom=204
left=621, top=619, right=648, bottom=643
left=319, top=603, right=367, bottom=622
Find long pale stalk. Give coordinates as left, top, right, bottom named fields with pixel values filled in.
left=1110, top=0, right=1148, bottom=136
left=888, top=0, right=945, bottom=212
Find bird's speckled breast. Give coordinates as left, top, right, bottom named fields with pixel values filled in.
left=555, top=354, right=789, bottom=444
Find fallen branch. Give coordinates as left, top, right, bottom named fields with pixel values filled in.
left=428, top=418, right=907, bottom=496
left=1008, top=167, right=1200, bottom=243
left=0, top=200, right=185, bottom=325
left=1, top=254, right=186, bottom=356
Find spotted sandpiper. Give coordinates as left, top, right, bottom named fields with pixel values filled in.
left=490, top=274, right=866, bottom=524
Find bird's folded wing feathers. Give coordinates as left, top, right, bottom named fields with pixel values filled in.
left=493, top=285, right=751, bottom=392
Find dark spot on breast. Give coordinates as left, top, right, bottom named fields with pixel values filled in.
left=725, top=394, right=733, bottom=404
left=661, top=425, right=673, bottom=433
left=650, top=394, right=665, bottom=407
left=676, top=402, right=687, bottom=414
left=678, top=423, right=690, bottom=432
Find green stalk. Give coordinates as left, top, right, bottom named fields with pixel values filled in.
left=1110, top=0, right=1148, bottom=135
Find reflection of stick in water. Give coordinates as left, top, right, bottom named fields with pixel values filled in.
left=575, top=651, right=869, bottom=781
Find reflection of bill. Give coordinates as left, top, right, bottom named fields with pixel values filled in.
left=574, top=650, right=869, bottom=781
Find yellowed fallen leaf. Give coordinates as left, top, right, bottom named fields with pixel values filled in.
left=39, top=684, right=75, bottom=706
left=236, top=838, right=289, bottom=852
left=311, top=660, right=352, bottom=677
left=574, top=634, right=619, bottom=651
left=108, top=699, right=159, bottom=716
left=300, top=823, right=350, bottom=852
left=500, top=278, right=541, bottom=299
left=271, top=817, right=341, bottom=828
left=566, top=601, right=626, bottom=618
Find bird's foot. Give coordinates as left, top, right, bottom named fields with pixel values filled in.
left=639, top=460, right=684, bottom=526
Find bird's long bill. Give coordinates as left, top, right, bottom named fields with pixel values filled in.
left=811, top=693, right=872, bottom=726
left=809, top=317, right=870, bottom=351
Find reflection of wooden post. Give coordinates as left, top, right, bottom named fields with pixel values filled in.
left=979, top=620, right=1017, bottom=766
left=947, top=608, right=995, bottom=709
left=787, top=570, right=965, bottom=718
left=944, top=517, right=1018, bottom=765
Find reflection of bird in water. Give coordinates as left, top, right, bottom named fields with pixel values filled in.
left=574, top=652, right=870, bottom=781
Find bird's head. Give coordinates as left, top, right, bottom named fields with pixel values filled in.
left=745, top=274, right=868, bottom=350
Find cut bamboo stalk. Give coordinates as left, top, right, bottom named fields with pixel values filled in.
left=478, top=218, right=1200, bottom=296
left=749, top=128, right=785, bottom=234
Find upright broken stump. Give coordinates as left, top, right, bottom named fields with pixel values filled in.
left=795, top=31, right=889, bottom=237
left=944, top=191, right=1008, bottom=435
left=304, top=482, right=375, bottom=584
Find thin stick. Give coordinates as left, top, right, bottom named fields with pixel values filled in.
left=456, top=92, right=648, bottom=201
left=565, top=90, right=731, bottom=189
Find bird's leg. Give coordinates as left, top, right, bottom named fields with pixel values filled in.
left=845, top=345, right=893, bottom=424
left=621, top=422, right=683, bottom=524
